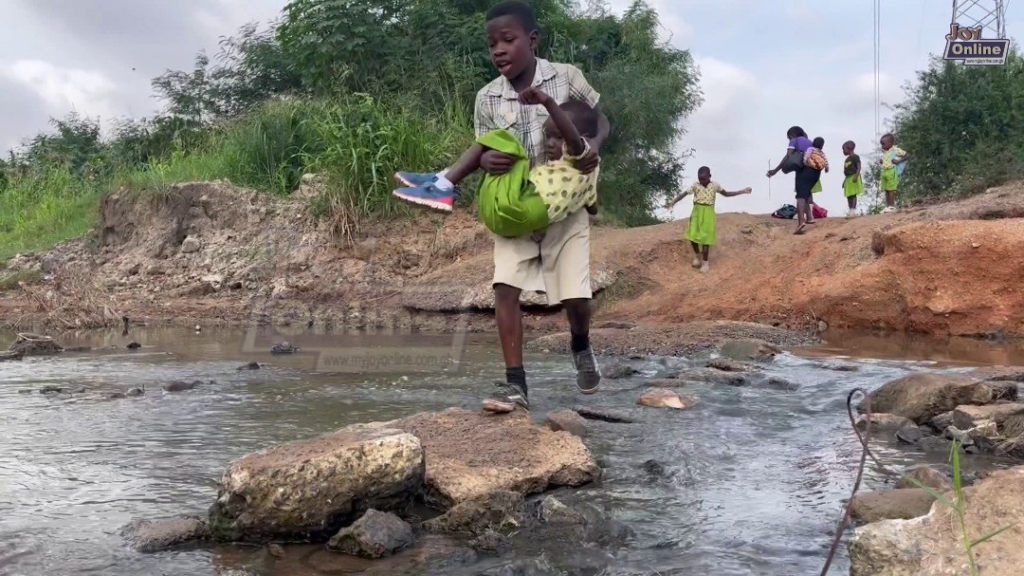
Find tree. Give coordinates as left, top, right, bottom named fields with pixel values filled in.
left=889, top=47, right=1024, bottom=200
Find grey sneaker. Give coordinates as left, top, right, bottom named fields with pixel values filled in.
left=481, top=381, right=529, bottom=413
left=572, top=348, right=601, bottom=394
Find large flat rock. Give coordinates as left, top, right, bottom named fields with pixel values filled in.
left=208, top=426, right=424, bottom=543
left=868, top=373, right=1013, bottom=424
left=379, top=408, right=599, bottom=508
left=849, top=466, right=1024, bottom=576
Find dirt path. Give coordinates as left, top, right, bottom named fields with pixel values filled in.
left=1, top=180, right=1023, bottom=338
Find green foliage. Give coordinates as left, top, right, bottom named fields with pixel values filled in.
left=889, top=47, right=1024, bottom=201
left=1, top=0, right=702, bottom=260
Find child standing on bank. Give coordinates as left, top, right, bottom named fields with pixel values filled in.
left=880, top=133, right=911, bottom=213
left=665, top=166, right=752, bottom=274
left=842, top=140, right=864, bottom=217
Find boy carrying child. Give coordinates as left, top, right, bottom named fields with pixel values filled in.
left=391, top=0, right=610, bottom=413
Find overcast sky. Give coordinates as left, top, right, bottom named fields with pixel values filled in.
left=0, top=0, right=1020, bottom=218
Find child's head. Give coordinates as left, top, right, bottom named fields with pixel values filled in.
left=880, top=133, right=895, bottom=150
left=697, top=166, right=711, bottom=186
left=787, top=126, right=807, bottom=140
left=485, top=1, right=539, bottom=80
left=812, top=136, right=825, bottom=149
left=543, top=99, right=598, bottom=160
left=843, top=140, right=856, bottom=155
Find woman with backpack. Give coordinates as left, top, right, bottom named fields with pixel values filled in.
left=767, top=126, right=820, bottom=235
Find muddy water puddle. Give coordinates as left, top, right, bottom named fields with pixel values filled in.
left=1, top=326, right=1021, bottom=575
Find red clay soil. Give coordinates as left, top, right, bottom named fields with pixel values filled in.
left=1, top=179, right=1023, bottom=338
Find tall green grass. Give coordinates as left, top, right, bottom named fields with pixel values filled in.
left=0, top=94, right=475, bottom=261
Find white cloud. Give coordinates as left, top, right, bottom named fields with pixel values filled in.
left=1, top=60, right=117, bottom=121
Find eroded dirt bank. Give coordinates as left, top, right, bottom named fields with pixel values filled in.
left=1, top=179, right=1023, bottom=337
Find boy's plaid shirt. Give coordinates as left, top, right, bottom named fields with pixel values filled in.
left=474, top=58, right=600, bottom=168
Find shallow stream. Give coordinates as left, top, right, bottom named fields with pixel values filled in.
left=2, top=325, right=1023, bottom=575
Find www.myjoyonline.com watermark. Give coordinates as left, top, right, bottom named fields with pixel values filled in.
left=236, top=224, right=478, bottom=375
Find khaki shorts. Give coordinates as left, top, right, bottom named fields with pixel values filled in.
left=492, top=208, right=591, bottom=305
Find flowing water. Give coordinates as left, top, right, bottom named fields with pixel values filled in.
left=2, top=325, right=1023, bottom=576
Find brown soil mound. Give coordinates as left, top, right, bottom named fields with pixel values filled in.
left=1, top=179, right=1023, bottom=338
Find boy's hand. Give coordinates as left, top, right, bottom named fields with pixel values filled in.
left=571, top=139, right=600, bottom=174
left=518, top=86, right=551, bottom=106
left=480, top=150, right=515, bottom=175
left=743, top=187, right=753, bottom=194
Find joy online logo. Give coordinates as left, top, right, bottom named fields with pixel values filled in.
left=944, top=23, right=1010, bottom=65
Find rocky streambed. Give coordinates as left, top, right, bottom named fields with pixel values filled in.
left=4, top=323, right=1024, bottom=575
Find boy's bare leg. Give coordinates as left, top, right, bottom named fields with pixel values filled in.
left=563, top=299, right=591, bottom=344
left=444, top=143, right=487, bottom=186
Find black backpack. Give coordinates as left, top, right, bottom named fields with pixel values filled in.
left=772, top=204, right=798, bottom=219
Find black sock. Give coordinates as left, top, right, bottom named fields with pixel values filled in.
left=570, top=332, right=590, bottom=353
left=506, top=367, right=526, bottom=389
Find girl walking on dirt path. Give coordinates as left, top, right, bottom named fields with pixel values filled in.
left=807, top=136, right=829, bottom=224
left=767, top=126, right=821, bottom=235
left=666, top=166, right=752, bottom=274
left=842, top=141, right=864, bottom=217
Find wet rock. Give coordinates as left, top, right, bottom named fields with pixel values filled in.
left=267, top=543, right=286, bottom=558
left=120, top=516, right=210, bottom=553
left=468, top=529, right=510, bottom=554
left=422, top=491, right=525, bottom=536
left=896, top=465, right=953, bottom=493
left=967, top=420, right=999, bottom=441
left=383, top=409, right=598, bottom=508
left=237, top=361, right=261, bottom=371
left=126, top=342, right=141, bottom=349
left=544, top=410, right=587, bottom=438
left=849, top=489, right=937, bottom=524
left=0, top=350, right=25, bottom=362
left=896, top=424, right=925, bottom=445
left=638, top=388, right=694, bottom=410
left=572, top=406, right=637, bottom=424
left=706, top=358, right=751, bottom=372
left=9, top=334, right=62, bottom=357
left=163, top=380, right=201, bottom=392
left=39, top=385, right=65, bottom=394
left=270, top=342, right=298, bottom=355
left=824, top=362, right=860, bottom=372
left=971, top=366, right=1024, bottom=383
left=763, top=377, right=800, bottom=391
left=126, top=387, right=145, bottom=397
left=677, top=368, right=747, bottom=386
left=181, top=236, right=202, bottom=253
left=857, top=413, right=916, bottom=433
left=917, top=436, right=963, bottom=454
left=995, top=435, right=1024, bottom=458
left=943, top=426, right=974, bottom=446
left=849, top=467, right=1024, bottom=576
left=718, top=339, right=781, bottom=363
left=538, top=496, right=587, bottom=525
left=207, top=425, right=424, bottom=542
left=326, top=509, right=414, bottom=559
left=953, top=402, right=1024, bottom=431
left=868, top=373, right=1008, bottom=424
left=929, top=410, right=955, bottom=432
left=603, top=362, right=637, bottom=379
left=640, top=459, right=671, bottom=479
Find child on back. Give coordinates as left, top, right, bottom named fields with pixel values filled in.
left=665, top=166, right=752, bottom=274
left=879, top=133, right=911, bottom=213
left=391, top=87, right=598, bottom=237
left=806, top=136, right=829, bottom=223
left=842, top=140, right=864, bottom=218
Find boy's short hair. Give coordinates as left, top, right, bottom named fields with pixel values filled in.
left=843, top=140, right=856, bottom=149
left=697, top=166, right=711, bottom=176
left=485, top=0, right=538, bottom=33
left=559, top=99, right=598, bottom=138
left=812, top=136, right=825, bottom=148
left=881, top=132, right=895, bottom=142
